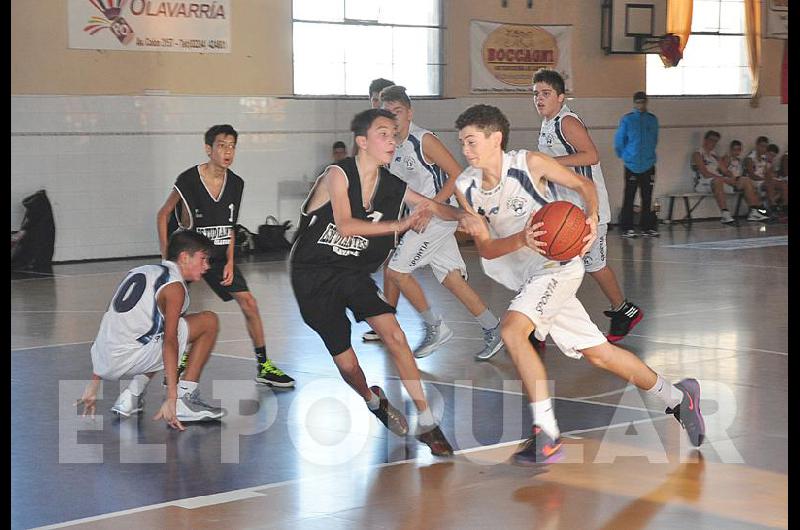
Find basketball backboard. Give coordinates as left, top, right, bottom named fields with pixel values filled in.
left=601, top=0, right=667, bottom=54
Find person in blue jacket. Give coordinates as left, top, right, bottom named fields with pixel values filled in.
left=614, top=92, right=660, bottom=237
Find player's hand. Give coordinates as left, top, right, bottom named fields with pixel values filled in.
left=524, top=215, right=548, bottom=255
left=404, top=204, right=433, bottom=234
left=154, top=399, right=185, bottom=431
left=457, top=211, right=487, bottom=238
left=579, top=214, right=598, bottom=257
left=221, top=261, right=234, bottom=286
left=75, top=379, right=101, bottom=419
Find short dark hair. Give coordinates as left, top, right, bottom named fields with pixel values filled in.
left=767, top=143, right=779, bottom=154
left=380, top=85, right=412, bottom=108
left=369, top=78, right=395, bottom=97
left=167, top=230, right=214, bottom=261
left=704, top=130, right=721, bottom=140
left=633, top=91, right=647, bottom=102
left=532, top=68, right=566, bottom=95
left=204, top=124, right=238, bottom=146
left=455, top=104, right=510, bottom=151
left=730, top=140, right=742, bottom=149
left=332, top=141, right=347, bottom=150
left=756, top=136, right=769, bottom=145
left=351, top=108, right=396, bottom=139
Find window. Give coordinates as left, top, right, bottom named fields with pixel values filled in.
left=292, top=0, right=443, bottom=97
left=646, top=0, right=751, bottom=96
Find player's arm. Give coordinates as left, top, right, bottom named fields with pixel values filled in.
left=326, top=166, right=425, bottom=237
left=742, top=156, right=760, bottom=180
left=552, top=116, right=599, bottom=167
left=157, top=190, right=181, bottom=259
left=153, top=283, right=186, bottom=431
left=422, top=134, right=463, bottom=204
left=692, top=151, right=721, bottom=180
left=613, top=116, right=628, bottom=159
left=76, top=374, right=102, bottom=418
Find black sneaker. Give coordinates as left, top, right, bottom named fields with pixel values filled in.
left=512, top=426, right=563, bottom=466
left=603, top=301, right=643, bottom=343
left=256, top=359, right=295, bottom=388
left=416, top=424, right=454, bottom=456
left=621, top=229, right=639, bottom=238
left=369, top=385, right=408, bottom=436
left=666, top=378, right=705, bottom=447
left=642, top=229, right=660, bottom=238
left=528, top=331, right=546, bottom=351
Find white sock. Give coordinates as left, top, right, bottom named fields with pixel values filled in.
left=178, top=380, right=198, bottom=398
left=365, top=390, right=380, bottom=410
left=646, top=375, right=683, bottom=409
left=417, top=406, right=436, bottom=429
left=420, top=309, right=439, bottom=326
left=530, top=398, right=560, bottom=439
left=476, top=309, right=499, bottom=330
left=127, top=374, right=151, bottom=396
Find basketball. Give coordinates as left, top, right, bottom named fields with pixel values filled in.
left=530, top=201, right=590, bottom=261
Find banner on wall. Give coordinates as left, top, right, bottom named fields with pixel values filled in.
left=470, top=20, right=572, bottom=94
left=765, top=0, right=788, bottom=39
left=68, top=0, right=231, bottom=53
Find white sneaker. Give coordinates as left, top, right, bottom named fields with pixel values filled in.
left=111, top=389, right=144, bottom=417
left=413, top=320, right=453, bottom=359
left=475, top=325, right=504, bottom=361
left=362, top=329, right=382, bottom=342
left=720, top=210, right=736, bottom=224
left=746, top=208, right=769, bottom=221
left=176, top=390, right=226, bottom=422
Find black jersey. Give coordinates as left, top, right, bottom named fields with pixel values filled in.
left=291, top=157, right=408, bottom=273
left=173, top=166, right=245, bottom=258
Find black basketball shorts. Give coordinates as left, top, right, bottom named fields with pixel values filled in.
left=203, top=254, right=250, bottom=302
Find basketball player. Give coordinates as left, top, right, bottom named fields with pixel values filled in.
left=453, top=104, right=705, bottom=464
left=290, top=109, right=480, bottom=456
left=378, top=85, right=502, bottom=360
left=744, top=136, right=788, bottom=215
left=156, top=124, right=294, bottom=388
left=532, top=69, right=644, bottom=343
left=77, top=230, right=225, bottom=430
left=369, top=78, right=395, bottom=109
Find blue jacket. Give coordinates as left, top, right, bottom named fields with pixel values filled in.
left=614, top=110, right=659, bottom=173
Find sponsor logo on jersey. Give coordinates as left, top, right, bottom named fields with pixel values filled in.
left=535, top=277, right=559, bottom=315
left=507, top=197, right=529, bottom=216
left=196, top=225, right=231, bottom=245
left=408, top=241, right=431, bottom=268
left=317, top=223, right=369, bottom=257
left=194, top=208, right=204, bottom=219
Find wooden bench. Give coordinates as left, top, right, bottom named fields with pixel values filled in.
left=663, top=191, right=745, bottom=224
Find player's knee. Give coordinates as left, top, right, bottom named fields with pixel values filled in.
left=202, top=311, right=219, bottom=331
left=238, top=293, right=259, bottom=316
left=581, top=344, right=611, bottom=369
left=382, top=326, right=407, bottom=349
left=334, top=354, right=360, bottom=375
left=385, top=267, right=408, bottom=285
left=499, top=321, right=527, bottom=351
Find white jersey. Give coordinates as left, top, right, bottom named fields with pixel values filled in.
left=726, top=155, right=744, bottom=178
left=694, top=148, right=721, bottom=183
left=91, top=261, right=188, bottom=378
left=390, top=122, right=451, bottom=205
left=455, top=149, right=582, bottom=292
left=747, top=150, right=769, bottom=178
left=538, top=105, right=611, bottom=225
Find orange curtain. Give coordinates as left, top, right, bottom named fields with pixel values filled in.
left=743, top=0, right=762, bottom=102
left=666, top=0, right=693, bottom=53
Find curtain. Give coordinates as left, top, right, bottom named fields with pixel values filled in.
left=666, top=0, right=693, bottom=53
left=743, top=0, right=762, bottom=103
left=781, top=39, right=788, bottom=104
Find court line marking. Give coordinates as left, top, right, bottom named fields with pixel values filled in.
left=31, top=414, right=673, bottom=530
left=623, top=333, right=788, bottom=357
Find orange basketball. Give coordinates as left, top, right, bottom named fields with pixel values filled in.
left=530, top=201, right=590, bottom=261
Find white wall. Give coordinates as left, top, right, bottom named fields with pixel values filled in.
left=11, top=95, right=788, bottom=261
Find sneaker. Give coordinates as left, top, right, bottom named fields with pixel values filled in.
left=176, top=389, right=226, bottom=421
left=621, top=229, right=638, bottom=238
left=256, top=359, right=296, bottom=388
left=603, top=301, right=643, bottom=343
left=413, top=320, right=454, bottom=359
left=475, top=324, right=504, bottom=361
left=111, top=388, right=144, bottom=417
left=641, top=229, right=660, bottom=238
left=368, top=385, right=408, bottom=436
left=746, top=208, right=769, bottom=222
left=528, top=331, right=546, bottom=351
left=416, top=424, right=454, bottom=456
left=512, top=426, right=563, bottom=466
left=666, top=378, right=705, bottom=447
left=720, top=210, right=736, bottom=224
left=362, top=329, right=382, bottom=342
left=162, top=350, right=190, bottom=388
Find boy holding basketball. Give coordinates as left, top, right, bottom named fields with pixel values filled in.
left=453, top=104, right=705, bottom=465
left=532, top=69, right=644, bottom=343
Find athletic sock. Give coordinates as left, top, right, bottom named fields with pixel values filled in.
left=418, top=406, right=436, bottom=429
left=254, top=346, right=267, bottom=365
left=646, top=374, right=683, bottom=409
left=178, top=380, right=198, bottom=398
left=530, top=398, right=560, bottom=440
left=420, top=309, right=439, bottom=326
left=612, top=299, right=627, bottom=312
left=476, top=309, right=499, bottom=330
left=127, top=374, right=151, bottom=396
left=365, top=390, right=380, bottom=411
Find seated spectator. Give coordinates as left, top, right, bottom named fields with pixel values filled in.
left=744, top=137, right=788, bottom=215
left=766, top=143, right=789, bottom=213
left=692, top=131, right=768, bottom=224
